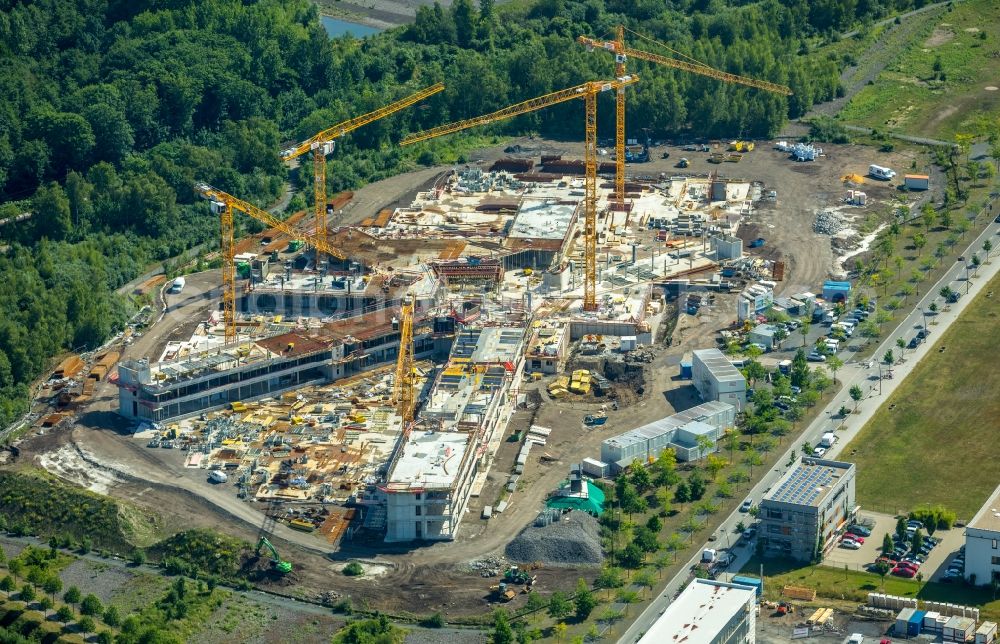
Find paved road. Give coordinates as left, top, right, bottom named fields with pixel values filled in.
left=618, top=202, right=999, bottom=643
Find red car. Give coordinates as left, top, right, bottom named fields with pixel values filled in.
left=896, top=561, right=919, bottom=572
left=842, top=534, right=864, bottom=544
left=892, top=566, right=916, bottom=578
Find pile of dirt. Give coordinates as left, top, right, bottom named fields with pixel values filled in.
left=504, top=511, right=603, bottom=566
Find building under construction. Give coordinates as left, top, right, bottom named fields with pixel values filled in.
left=374, top=325, right=527, bottom=542
left=117, top=309, right=443, bottom=422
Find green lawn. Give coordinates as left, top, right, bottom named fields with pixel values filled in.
left=844, top=271, right=1000, bottom=519
left=743, top=558, right=1000, bottom=620
left=838, top=0, right=1000, bottom=140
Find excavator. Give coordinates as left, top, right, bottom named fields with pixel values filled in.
left=256, top=536, right=292, bottom=574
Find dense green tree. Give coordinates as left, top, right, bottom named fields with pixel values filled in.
left=547, top=591, right=572, bottom=620
left=80, top=593, right=103, bottom=616
left=573, top=578, right=596, bottom=620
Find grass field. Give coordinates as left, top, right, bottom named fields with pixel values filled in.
left=844, top=271, right=1000, bottom=518
left=838, top=0, right=1000, bottom=140
left=744, top=557, right=1000, bottom=620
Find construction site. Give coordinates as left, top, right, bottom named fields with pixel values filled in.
left=7, top=23, right=934, bottom=623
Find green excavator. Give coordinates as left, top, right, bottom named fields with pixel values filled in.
left=256, top=536, right=292, bottom=574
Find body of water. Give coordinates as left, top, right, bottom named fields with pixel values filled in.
left=321, top=16, right=382, bottom=39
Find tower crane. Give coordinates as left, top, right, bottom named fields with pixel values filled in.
left=280, top=83, right=444, bottom=253
left=393, top=295, right=416, bottom=423
left=578, top=27, right=792, bottom=209
left=402, top=77, right=639, bottom=312
left=195, top=183, right=347, bottom=345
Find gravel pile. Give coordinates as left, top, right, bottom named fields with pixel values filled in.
left=469, top=555, right=506, bottom=577
left=814, top=211, right=846, bottom=235
left=505, top=511, right=604, bottom=566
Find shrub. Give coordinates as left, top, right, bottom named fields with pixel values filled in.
left=420, top=612, right=444, bottom=628
left=342, top=562, right=364, bottom=577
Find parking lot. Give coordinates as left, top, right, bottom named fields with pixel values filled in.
left=823, top=511, right=966, bottom=582
left=824, top=512, right=897, bottom=568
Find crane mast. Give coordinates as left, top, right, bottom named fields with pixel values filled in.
left=280, top=83, right=445, bottom=254
left=578, top=27, right=792, bottom=212
left=401, top=77, right=638, bottom=312
left=393, top=296, right=415, bottom=423
left=195, top=183, right=348, bottom=345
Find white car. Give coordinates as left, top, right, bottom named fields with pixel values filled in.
left=848, top=634, right=864, bottom=644
left=840, top=539, right=862, bottom=550
left=813, top=447, right=828, bottom=458
left=740, top=498, right=753, bottom=512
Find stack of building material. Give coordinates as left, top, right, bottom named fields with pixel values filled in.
left=527, top=425, right=551, bottom=446
left=568, top=370, right=591, bottom=395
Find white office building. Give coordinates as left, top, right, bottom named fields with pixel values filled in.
left=692, top=348, right=747, bottom=408
left=639, top=578, right=757, bottom=644
left=965, top=484, right=1000, bottom=585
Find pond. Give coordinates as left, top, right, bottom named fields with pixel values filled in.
left=321, top=16, right=382, bottom=39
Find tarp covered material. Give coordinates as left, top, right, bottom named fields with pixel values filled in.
left=842, top=173, right=866, bottom=184
left=546, top=480, right=606, bottom=516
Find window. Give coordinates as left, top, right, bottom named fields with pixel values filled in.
left=414, top=493, right=421, bottom=500
left=992, top=556, right=1000, bottom=565
left=767, top=509, right=783, bottom=520
left=415, top=506, right=421, bottom=516
left=994, top=539, right=998, bottom=550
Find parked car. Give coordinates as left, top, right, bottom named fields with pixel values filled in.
left=847, top=525, right=872, bottom=537
left=807, top=352, right=827, bottom=362
left=813, top=446, right=828, bottom=458
left=840, top=540, right=862, bottom=550
left=892, top=566, right=916, bottom=578
left=848, top=634, right=864, bottom=644
left=740, top=498, right=753, bottom=512
left=842, top=534, right=864, bottom=544
left=916, top=330, right=928, bottom=340
left=896, top=560, right=919, bottom=571
left=741, top=526, right=757, bottom=542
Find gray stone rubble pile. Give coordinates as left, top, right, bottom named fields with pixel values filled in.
left=505, top=511, right=604, bottom=565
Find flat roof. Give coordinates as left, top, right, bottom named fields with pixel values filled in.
left=508, top=198, right=577, bottom=240
left=639, top=579, right=756, bottom=644
left=603, top=401, right=734, bottom=451
left=386, top=430, right=470, bottom=490
left=451, top=327, right=524, bottom=364
left=763, top=457, right=854, bottom=508
left=969, top=483, right=1000, bottom=533
left=693, top=348, right=746, bottom=383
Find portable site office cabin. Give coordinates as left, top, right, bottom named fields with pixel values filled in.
left=904, top=174, right=929, bottom=191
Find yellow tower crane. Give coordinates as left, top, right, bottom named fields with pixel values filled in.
left=393, top=295, right=416, bottom=423
left=195, top=183, right=348, bottom=345
left=280, top=83, right=445, bottom=253
left=578, top=27, right=792, bottom=209
left=402, top=77, right=639, bottom=312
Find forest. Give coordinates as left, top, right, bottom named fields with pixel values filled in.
left=0, top=0, right=934, bottom=428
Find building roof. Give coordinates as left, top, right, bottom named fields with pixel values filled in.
left=693, top=348, right=746, bottom=383
left=751, top=324, right=778, bottom=339
left=904, top=174, right=930, bottom=180
left=255, top=332, right=330, bottom=358
left=639, top=579, right=756, bottom=644
left=385, top=430, right=470, bottom=491
left=508, top=198, right=577, bottom=241
left=546, top=480, right=605, bottom=515
left=763, top=457, right=854, bottom=508
left=969, top=483, right=1000, bottom=533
